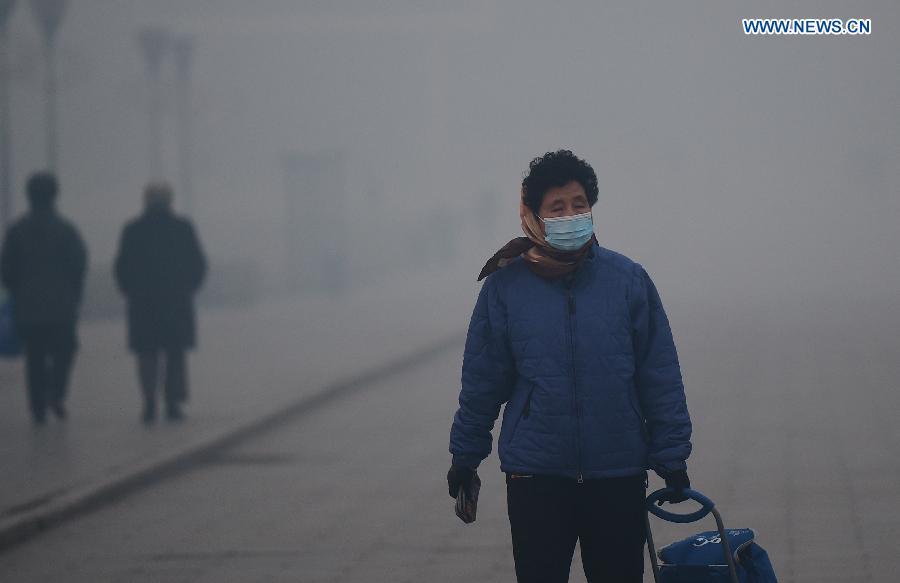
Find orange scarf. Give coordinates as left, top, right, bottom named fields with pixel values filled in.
left=477, top=190, right=596, bottom=281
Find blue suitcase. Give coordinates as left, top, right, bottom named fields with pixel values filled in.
left=645, top=488, right=778, bottom=583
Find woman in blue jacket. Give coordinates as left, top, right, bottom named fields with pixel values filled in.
left=447, top=150, right=693, bottom=583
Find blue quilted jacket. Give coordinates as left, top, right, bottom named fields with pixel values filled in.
left=449, top=240, right=692, bottom=480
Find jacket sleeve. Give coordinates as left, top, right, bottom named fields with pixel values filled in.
left=629, top=263, right=692, bottom=476
left=185, top=222, right=207, bottom=292
left=449, top=274, right=516, bottom=469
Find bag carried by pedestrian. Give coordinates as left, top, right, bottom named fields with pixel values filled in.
left=0, top=291, right=21, bottom=357
left=656, top=528, right=778, bottom=583
left=646, top=488, right=778, bottom=583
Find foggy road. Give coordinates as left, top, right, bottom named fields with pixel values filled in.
left=0, top=301, right=897, bottom=583
left=0, top=266, right=471, bottom=526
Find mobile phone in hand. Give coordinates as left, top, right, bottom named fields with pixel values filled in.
left=455, top=471, right=481, bottom=524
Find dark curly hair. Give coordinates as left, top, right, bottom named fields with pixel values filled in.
left=521, top=150, right=598, bottom=215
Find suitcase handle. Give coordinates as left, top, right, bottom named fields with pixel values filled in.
left=645, top=488, right=715, bottom=523
left=645, top=488, right=740, bottom=583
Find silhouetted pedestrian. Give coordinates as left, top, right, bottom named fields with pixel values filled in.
left=114, top=183, right=206, bottom=423
left=0, top=172, right=88, bottom=425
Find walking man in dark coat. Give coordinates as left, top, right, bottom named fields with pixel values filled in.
left=0, top=172, right=88, bottom=425
left=114, top=183, right=207, bottom=423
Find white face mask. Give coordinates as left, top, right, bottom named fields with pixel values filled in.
left=540, top=211, right=594, bottom=251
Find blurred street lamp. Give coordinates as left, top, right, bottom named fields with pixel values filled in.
left=0, top=1, right=13, bottom=31
left=0, top=0, right=15, bottom=229
left=137, top=26, right=169, bottom=180
left=172, top=34, right=194, bottom=216
left=30, top=0, right=66, bottom=171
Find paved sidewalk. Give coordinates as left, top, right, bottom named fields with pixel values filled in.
left=0, top=294, right=897, bottom=582
left=0, top=264, right=477, bottom=544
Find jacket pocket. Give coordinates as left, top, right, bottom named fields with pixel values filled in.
left=508, top=383, right=535, bottom=446
left=522, top=383, right=535, bottom=419
left=627, top=386, right=650, bottom=443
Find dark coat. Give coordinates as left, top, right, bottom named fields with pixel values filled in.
left=449, top=241, right=692, bottom=480
left=114, top=209, right=207, bottom=352
left=0, top=209, right=88, bottom=328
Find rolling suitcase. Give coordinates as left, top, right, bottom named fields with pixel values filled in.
left=645, top=488, right=778, bottom=583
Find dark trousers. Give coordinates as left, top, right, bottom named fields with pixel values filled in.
left=137, top=348, right=187, bottom=410
left=21, top=324, right=77, bottom=422
left=506, top=472, right=647, bottom=583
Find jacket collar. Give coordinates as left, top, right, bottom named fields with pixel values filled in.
left=558, top=240, right=600, bottom=287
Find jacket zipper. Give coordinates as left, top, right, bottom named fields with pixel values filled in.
left=565, top=276, right=584, bottom=484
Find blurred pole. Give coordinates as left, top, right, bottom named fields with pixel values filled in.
left=425, top=34, right=453, bottom=266
left=137, top=26, right=168, bottom=181
left=41, top=26, right=56, bottom=170
left=0, top=0, right=14, bottom=230
left=172, top=35, right=194, bottom=216
left=30, top=0, right=65, bottom=172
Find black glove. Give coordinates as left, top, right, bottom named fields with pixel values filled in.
left=447, top=465, right=475, bottom=499
left=656, top=469, right=691, bottom=506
